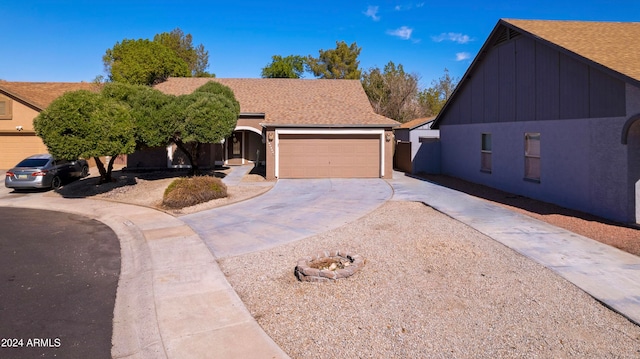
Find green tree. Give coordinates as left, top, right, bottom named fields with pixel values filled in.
left=163, top=90, right=238, bottom=174
left=307, top=41, right=362, bottom=79
left=153, top=28, right=214, bottom=77
left=261, top=55, right=306, bottom=78
left=361, top=61, right=420, bottom=122
left=103, top=39, right=190, bottom=85
left=194, top=44, right=215, bottom=77
left=33, top=90, right=136, bottom=183
left=193, top=81, right=241, bottom=113
left=100, top=82, right=174, bottom=148
left=101, top=81, right=238, bottom=175
left=418, top=68, right=458, bottom=116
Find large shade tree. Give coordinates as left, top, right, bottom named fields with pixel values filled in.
left=418, top=68, right=458, bottom=116
left=307, top=41, right=362, bottom=79
left=102, top=81, right=239, bottom=175
left=162, top=88, right=239, bottom=174
left=103, top=39, right=189, bottom=85
left=361, top=61, right=421, bottom=123
left=261, top=55, right=306, bottom=78
left=153, top=28, right=214, bottom=77
left=33, top=90, right=136, bottom=183
left=100, top=82, right=174, bottom=148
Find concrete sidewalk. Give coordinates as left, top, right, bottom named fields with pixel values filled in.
left=388, top=172, right=640, bottom=326
left=0, top=192, right=289, bottom=359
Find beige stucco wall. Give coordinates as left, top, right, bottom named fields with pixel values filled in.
left=0, top=99, right=39, bottom=132
left=265, top=129, right=277, bottom=180
left=0, top=99, right=48, bottom=169
left=383, top=129, right=394, bottom=178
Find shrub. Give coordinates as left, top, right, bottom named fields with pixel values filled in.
left=162, top=176, right=227, bottom=209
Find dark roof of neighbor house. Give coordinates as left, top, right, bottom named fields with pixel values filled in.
left=0, top=82, right=100, bottom=111
left=433, top=19, right=640, bottom=129
left=503, top=19, right=640, bottom=83
left=154, top=78, right=399, bottom=127
left=398, top=117, right=436, bottom=130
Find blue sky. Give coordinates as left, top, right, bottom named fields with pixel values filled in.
left=2, top=1, right=639, bottom=89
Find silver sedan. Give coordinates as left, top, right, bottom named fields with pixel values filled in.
left=4, top=154, right=89, bottom=190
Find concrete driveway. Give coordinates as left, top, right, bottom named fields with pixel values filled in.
left=182, top=178, right=393, bottom=258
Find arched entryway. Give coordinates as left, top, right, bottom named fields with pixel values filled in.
left=225, top=126, right=265, bottom=166
left=623, top=114, right=640, bottom=224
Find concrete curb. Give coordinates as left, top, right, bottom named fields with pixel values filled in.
left=0, top=194, right=289, bottom=359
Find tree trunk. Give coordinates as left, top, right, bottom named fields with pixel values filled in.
left=174, top=140, right=197, bottom=176
left=93, top=155, right=119, bottom=183
left=189, top=143, right=201, bottom=175
left=106, top=155, right=118, bottom=182
left=93, top=157, right=109, bottom=183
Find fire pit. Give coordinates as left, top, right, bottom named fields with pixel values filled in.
left=295, top=250, right=364, bottom=282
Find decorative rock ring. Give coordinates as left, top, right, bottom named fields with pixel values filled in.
left=295, top=250, right=364, bottom=282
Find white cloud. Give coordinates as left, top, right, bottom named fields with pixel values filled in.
left=432, top=32, right=472, bottom=44
left=363, top=5, right=380, bottom=21
left=387, top=26, right=413, bottom=40
left=456, top=52, right=471, bottom=61
left=394, top=2, right=425, bottom=11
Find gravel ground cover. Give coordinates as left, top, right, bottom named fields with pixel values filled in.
left=219, top=201, right=640, bottom=358
left=51, top=167, right=273, bottom=215
left=46, top=168, right=640, bottom=357
left=419, top=174, right=640, bottom=257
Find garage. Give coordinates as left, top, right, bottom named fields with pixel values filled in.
left=277, top=133, right=382, bottom=178
left=0, top=133, right=47, bottom=169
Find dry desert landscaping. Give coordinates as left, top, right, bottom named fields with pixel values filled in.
left=55, top=168, right=640, bottom=358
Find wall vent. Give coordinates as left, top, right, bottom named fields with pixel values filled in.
left=494, top=26, right=521, bottom=46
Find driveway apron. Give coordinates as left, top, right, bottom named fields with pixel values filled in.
left=389, top=172, right=640, bottom=326
left=182, top=178, right=392, bottom=258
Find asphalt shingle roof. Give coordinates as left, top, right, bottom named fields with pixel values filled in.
left=155, top=78, right=399, bottom=127
left=503, top=19, right=640, bottom=82
left=398, top=116, right=436, bottom=130
left=0, top=82, right=100, bottom=110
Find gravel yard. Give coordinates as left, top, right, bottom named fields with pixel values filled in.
left=219, top=201, right=640, bottom=358
left=419, top=174, right=640, bottom=257
left=53, top=167, right=273, bottom=215
left=52, top=168, right=640, bottom=357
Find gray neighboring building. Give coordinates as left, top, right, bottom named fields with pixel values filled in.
left=432, top=19, right=640, bottom=225
left=393, top=117, right=440, bottom=174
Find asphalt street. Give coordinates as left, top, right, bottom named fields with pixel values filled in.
left=0, top=207, right=120, bottom=359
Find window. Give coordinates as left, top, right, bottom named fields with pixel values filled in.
left=0, top=95, right=12, bottom=120
left=481, top=133, right=492, bottom=173
left=524, top=133, right=541, bottom=181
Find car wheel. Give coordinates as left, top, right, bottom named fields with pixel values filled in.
left=51, top=176, right=62, bottom=189
left=81, top=165, right=89, bottom=177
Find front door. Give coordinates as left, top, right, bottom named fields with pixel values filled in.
left=227, top=131, right=243, bottom=165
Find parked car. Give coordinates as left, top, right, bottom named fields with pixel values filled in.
left=4, top=154, right=89, bottom=190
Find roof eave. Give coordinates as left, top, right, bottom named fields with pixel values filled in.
left=432, top=19, right=509, bottom=129
left=500, top=19, right=640, bottom=89
left=261, top=123, right=399, bottom=128
left=434, top=18, right=640, bottom=129
left=0, top=87, right=45, bottom=112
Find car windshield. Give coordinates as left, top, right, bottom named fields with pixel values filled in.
left=16, top=158, right=49, bottom=167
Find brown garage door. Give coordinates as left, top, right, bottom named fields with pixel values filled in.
left=278, top=134, right=380, bottom=178
left=0, top=133, right=48, bottom=169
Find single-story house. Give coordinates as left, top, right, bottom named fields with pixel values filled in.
left=432, top=19, right=640, bottom=224
left=0, top=82, right=99, bottom=169
left=393, top=116, right=439, bottom=174
left=143, top=78, right=399, bottom=180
